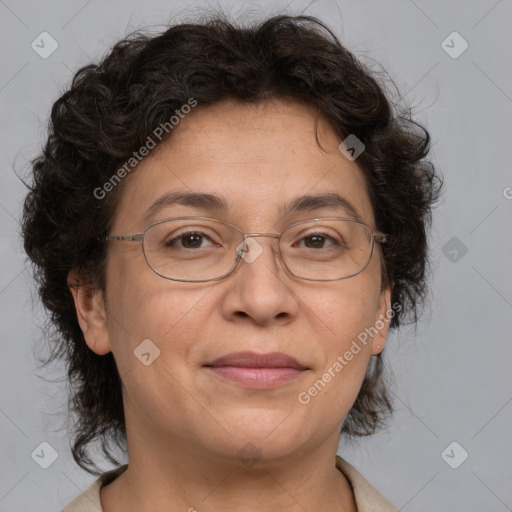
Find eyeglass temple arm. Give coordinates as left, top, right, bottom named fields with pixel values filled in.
left=374, top=232, right=388, bottom=244
left=105, top=234, right=144, bottom=242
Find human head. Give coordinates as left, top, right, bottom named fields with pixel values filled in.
left=22, top=14, right=442, bottom=475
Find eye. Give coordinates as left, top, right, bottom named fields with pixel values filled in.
left=165, top=230, right=220, bottom=249
left=295, top=233, right=340, bottom=249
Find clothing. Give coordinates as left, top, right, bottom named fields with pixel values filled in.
left=61, top=455, right=397, bottom=511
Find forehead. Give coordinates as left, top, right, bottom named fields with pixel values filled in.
left=112, top=99, right=375, bottom=231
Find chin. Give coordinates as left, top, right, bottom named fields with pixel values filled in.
left=207, top=409, right=312, bottom=466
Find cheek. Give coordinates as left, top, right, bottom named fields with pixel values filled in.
left=298, top=274, right=381, bottom=412
left=103, top=275, right=210, bottom=432
left=103, top=253, right=206, bottom=374
left=316, top=273, right=380, bottom=344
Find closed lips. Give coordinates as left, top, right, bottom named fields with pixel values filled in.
left=205, top=351, right=308, bottom=369
left=204, top=352, right=309, bottom=388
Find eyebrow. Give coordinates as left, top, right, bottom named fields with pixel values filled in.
left=141, top=191, right=363, bottom=224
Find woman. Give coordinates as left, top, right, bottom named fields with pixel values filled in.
left=22, top=14, right=442, bottom=511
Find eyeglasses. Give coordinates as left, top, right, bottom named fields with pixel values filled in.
left=105, top=216, right=388, bottom=282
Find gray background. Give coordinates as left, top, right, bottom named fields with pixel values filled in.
left=1, top=0, right=511, bottom=510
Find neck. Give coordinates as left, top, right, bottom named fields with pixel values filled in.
left=100, top=436, right=357, bottom=512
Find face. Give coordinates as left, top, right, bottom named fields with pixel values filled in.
left=71, top=98, right=391, bottom=467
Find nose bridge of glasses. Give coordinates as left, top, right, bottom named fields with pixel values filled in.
left=235, top=233, right=283, bottom=267
left=242, top=232, right=281, bottom=252
left=244, top=233, right=280, bottom=239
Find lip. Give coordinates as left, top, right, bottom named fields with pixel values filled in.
left=204, top=351, right=309, bottom=389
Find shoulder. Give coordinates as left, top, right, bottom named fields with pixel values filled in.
left=336, top=456, right=398, bottom=512
left=61, top=465, right=128, bottom=512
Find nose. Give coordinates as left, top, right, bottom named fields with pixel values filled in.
left=221, top=234, right=299, bottom=326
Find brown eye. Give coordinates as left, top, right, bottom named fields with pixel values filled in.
left=165, top=232, right=215, bottom=249
left=303, top=235, right=330, bottom=248
left=296, top=233, right=340, bottom=249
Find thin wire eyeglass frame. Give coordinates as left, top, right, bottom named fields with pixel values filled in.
left=105, top=216, right=389, bottom=283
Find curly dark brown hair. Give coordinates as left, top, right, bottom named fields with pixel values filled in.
left=21, top=13, right=443, bottom=475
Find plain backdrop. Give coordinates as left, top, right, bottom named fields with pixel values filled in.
left=0, top=1, right=511, bottom=511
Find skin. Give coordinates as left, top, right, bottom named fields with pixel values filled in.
left=68, top=98, right=392, bottom=512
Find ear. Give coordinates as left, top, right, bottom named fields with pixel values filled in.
left=67, top=269, right=111, bottom=356
left=370, top=285, right=392, bottom=355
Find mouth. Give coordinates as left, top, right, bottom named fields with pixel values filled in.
left=203, top=351, right=309, bottom=389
